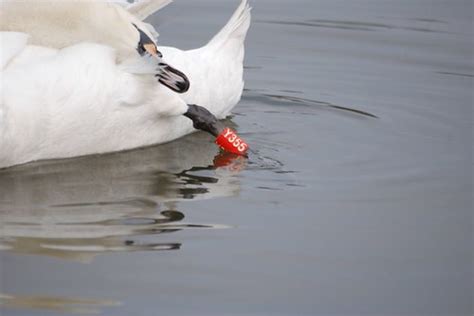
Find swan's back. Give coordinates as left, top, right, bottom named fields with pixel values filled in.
left=0, top=1, right=153, bottom=60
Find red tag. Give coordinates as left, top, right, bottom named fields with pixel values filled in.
left=215, top=128, right=249, bottom=156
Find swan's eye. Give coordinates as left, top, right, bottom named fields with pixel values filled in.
left=133, top=24, right=162, bottom=58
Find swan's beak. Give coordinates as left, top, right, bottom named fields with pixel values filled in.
left=156, top=63, right=190, bottom=94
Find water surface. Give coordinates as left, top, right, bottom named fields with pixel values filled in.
left=1, top=0, right=472, bottom=315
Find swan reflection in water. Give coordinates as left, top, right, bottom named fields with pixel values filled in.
left=0, top=131, right=247, bottom=263
left=0, top=293, right=121, bottom=315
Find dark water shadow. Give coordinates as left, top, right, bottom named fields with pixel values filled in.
left=436, top=71, right=474, bottom=78
left=242, top=89, right=378, bottom=118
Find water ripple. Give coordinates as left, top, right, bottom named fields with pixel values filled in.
left=243, top=89, right=378, bottom=118
left=256, top=18, right=447, bottom=34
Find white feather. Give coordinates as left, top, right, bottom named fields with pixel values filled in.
left=127, top=0, right=173, bottom=21
left=0, top=0, right=156, bottom=61
left=118, top=53, right=161, bottom=75
left=0, top=32, right=29, bottom=70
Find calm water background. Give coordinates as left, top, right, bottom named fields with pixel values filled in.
left=0, top=0, right=472, bottom=315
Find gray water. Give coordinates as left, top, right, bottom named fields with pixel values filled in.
left=0, top=0, right=472, bottom=315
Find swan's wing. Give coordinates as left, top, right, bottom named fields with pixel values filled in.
left=0, top=32, right=29, bottom=70
left=126, top=0, right=172, bottom=21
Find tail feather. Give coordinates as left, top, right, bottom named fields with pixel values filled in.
left=207, top=0, right=251, bottom=47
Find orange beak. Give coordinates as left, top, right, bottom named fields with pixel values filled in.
left=144, top=43, right=162, bottom=58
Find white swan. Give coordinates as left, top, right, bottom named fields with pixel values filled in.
left=0, top=0, right=251, bottom=168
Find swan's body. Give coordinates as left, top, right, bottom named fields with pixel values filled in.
left=0, top=0, right=251, bottom=168
left=1, top=36, right=192, bottom=167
